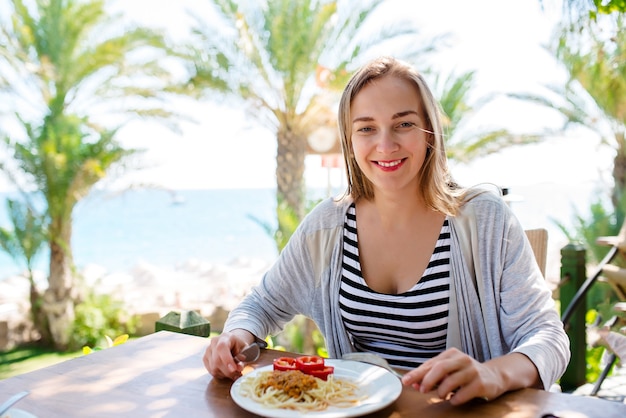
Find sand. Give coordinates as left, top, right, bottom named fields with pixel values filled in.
left=0, top=257, right=271, bottom=349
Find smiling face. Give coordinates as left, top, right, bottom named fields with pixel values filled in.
left=349, top=75, right=430, bottom=198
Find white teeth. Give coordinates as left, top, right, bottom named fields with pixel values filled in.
left=378, top=160, right=402, bottom=168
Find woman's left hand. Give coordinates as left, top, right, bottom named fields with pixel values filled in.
left=400, top=348, right=503, bottom=405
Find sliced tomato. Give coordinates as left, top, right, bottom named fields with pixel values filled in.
left=295, top=355, right=325, bottom=372
left=309, top=365, right=334, bottom=381
left=273, top=357, right=297, bottom=371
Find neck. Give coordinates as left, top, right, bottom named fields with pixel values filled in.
left=364, top=193, right=434, bottom=231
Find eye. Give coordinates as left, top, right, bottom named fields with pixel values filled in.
left=397, top=121, right=416, bottom=129
left=356, top=126, right=375, bottom=133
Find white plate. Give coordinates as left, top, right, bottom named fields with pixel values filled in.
left=230, top=359, right=402, bottom=418
left=2, top=409, right=37, bottom=418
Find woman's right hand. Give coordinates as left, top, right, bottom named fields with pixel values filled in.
left=203, top=329, right=255, bottom=380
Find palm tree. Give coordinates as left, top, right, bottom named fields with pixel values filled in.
left=511, top=15, right=625, bottom=212
left=559, top=16, right=626, bottom=210
left=558, top=0, right=626, bottom=17
left=180, top=0, right=443, bottom=220
left=505, top=13, right=625, bottom=280
left=434, top=70, right=543, bottom=163
left=0, top=199, right=49, bottom=342
left=0, top=0, right=180, bottom=349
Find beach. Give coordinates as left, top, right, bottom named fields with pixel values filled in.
left=0, top=256, right=272, bottom=349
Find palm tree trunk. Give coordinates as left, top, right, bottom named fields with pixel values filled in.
left=43, top=227, right=76, bottom=350
left=276, top=127, right=307, bottom=220
left=612, top=133, right=626, bottom=211
left=28, top=271, right=52, bottom=345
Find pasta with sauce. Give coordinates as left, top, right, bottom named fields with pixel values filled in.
left=239, top=369, right=362, bottom=412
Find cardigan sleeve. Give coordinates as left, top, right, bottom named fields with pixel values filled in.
left=498, top=208, right=571, bottom=389
left=223, top=205, right=322, bottom=340
left=223, top=197, right=350, bottom=348
left=450, top=189, right=570, bottom=390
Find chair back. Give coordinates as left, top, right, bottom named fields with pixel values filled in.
left=525, top=228, right=548, bottom=278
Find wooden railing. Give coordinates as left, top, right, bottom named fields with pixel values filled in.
left=559, top=222, right=626, bottom=393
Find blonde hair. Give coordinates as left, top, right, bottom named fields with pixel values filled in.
left=338, top=56, right=463, bottom=216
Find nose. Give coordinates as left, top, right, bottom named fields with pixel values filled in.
left=376, top=129, right=399, bottom=154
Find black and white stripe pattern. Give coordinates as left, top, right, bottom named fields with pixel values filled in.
left=339, top=204, right=451, bottom=369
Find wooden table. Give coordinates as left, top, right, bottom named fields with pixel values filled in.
left=0, top=331, right=625, bottom=417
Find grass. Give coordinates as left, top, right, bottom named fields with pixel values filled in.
left=0, top=346, right=81, bottom=380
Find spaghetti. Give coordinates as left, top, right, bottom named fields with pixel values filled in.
left=239, top=369, right=362, bottom=412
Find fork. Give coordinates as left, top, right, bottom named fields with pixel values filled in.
left=234, top=343, right=261, bottom=363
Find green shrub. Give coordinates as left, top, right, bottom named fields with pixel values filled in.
left=69, top=291, right=138, bottom=351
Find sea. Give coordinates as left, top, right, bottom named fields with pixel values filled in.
left=0, top=181, right=610, bottom=282
left=0, top=188, right=281, bottom=280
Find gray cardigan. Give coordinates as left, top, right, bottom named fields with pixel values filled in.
left=224, top=190, right=570, bottom=390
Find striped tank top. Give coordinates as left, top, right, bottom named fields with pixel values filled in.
left=339, top=203, right=451, bottom=369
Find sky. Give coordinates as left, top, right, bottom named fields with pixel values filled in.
left=0, top=0, right=614, bottom=193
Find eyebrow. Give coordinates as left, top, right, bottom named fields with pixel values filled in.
left=352, top=110, right=420, bottom=124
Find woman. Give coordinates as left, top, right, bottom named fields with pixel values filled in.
left=203, top=56, right=570, bottom=405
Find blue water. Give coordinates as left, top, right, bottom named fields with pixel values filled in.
left=0, top=188, right=289, bottom=279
